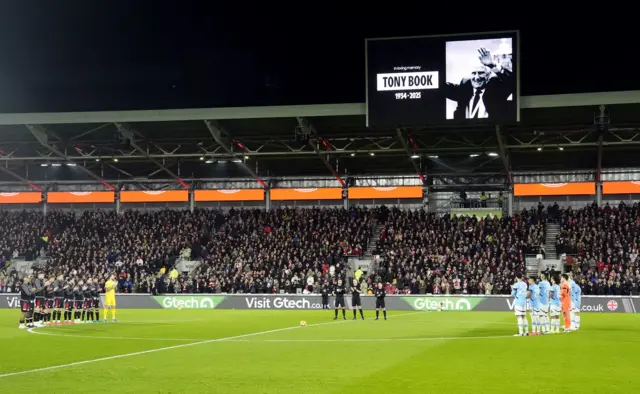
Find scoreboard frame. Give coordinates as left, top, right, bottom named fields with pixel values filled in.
left=365, top=30, right=521, bottom=128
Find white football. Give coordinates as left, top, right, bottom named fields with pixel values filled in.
left=300, top=320, right=307, bottom=327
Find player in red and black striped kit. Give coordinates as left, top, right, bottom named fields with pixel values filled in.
left=32, top=272, right=46, bottom=327
left=52, top=275, right=66, bottom=324
left=73, top=282, right=84, bottom=324
left=43, top=278, right=55, bottom=325
left=63, top=280, right=75, bottom=324
left=18, top=276, right=35, bottom=329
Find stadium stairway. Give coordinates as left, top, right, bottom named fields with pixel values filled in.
left=545, top=222, right=560, bottom=259
left=365, top=222, right=383, bottom=257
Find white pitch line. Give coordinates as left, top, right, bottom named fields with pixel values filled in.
left=3, top=312, right=420, bottom=378
left=226, top=334, right=518, bottom=343
left=28, top=330, right=201, bottom=342
left=24, top=312, right=421, bottom=343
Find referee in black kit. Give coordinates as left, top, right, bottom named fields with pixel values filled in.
left=375, top=282, right=387, bottom=320
left=333, top=279, right=346, bottom=320
left=351, top=279, right=365, bottom=320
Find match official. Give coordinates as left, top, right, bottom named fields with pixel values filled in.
left=321, top=284, right=329, bottom=310
left=351, top=279, right=364, bottom=320
left=374, top=283, right=387, bottom=320
left=333, top=279, right=346, bottom=320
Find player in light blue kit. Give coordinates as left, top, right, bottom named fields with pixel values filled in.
left=511, top=273, right=529, bottom=336
left=570, top=275, right=582, bottom=330
left=537, top=273, right=551, bottom=334
left=527, top=278, right=541, bottom=334
left=549, top=276, right=562, bottom=333
left=567, top=273, right=579, bottom=330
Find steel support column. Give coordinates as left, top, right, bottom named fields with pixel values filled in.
left=495, top=125, right=513, bottom=184
left=297, top=117, right=344, bottom=186
left=396, top=129, right=425, bottom=183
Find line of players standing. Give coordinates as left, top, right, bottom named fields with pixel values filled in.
left=512, top=272, right=582, bottom=336
left=18, top=271, right=102, bottom=329
left=319, top=278, right=388, bottom=321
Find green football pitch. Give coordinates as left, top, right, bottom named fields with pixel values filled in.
left=1, top=309, right=639, bottom=393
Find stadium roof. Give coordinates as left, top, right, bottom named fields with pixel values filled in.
left=0, top=90, right=640, bottom=189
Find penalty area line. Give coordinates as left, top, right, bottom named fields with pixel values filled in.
left=3, top=312, right=420, bottom=378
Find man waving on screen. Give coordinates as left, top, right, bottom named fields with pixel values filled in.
left=445, top=47, right=514, bottom=120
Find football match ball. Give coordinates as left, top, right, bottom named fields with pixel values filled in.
left=178, top=305, right=183, bottom=310
left=300, top=320, right=307, bottom=327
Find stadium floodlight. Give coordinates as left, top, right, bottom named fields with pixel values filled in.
left=410, top=154, right=420, bottom=159
left=488, top=152, right=499, bottom=157
left=469, top=153, right=480, bottom=157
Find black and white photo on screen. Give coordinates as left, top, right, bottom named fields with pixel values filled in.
left=445, top=37, right=514, bottom=120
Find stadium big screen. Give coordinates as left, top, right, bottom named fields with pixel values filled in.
left=365, top=31, right=520, bottom=128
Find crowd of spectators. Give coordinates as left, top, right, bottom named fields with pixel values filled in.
left=555, top=202, right=640, bottom=295
left=2, top=202, right=640, bottom=296
left=369, top=207, right=546, bottom=295
left=0, top=207, right=373, bottom=295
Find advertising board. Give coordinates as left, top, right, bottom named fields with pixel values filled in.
left=1, top=294, right=638, bottom=313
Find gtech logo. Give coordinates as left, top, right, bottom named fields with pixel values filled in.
left=156, top=296, right=219, bottom=309
left=411, top=297, right=474, bottom=311
left=244, top=297, right=322, bottom=309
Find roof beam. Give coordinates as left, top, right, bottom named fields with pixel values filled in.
left=495, top=125, right=513, bottom=184
left=0, top=91, right=638, bottom=125
left=0, top=164, right=42, bottom=191
left=396, top=129, right=425, bottom=184
left=114, top=123, right=189, bottom=189
left=25, top=125, right=115, bottom=190
left=204, top=120, right=266, bottom=188
left=297, top=117, right=344, bottom=186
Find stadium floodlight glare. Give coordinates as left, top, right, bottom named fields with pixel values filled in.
left=369, top=152, right=375, bottom=156
left=558, top=146, right=564, bottom=151
left=40, top=163, right=48, bottom=167
left=205, top=159, right=214, bottom=164
left=410, top=154, right=420, bottom=159
left=66, top=163, right=76, bottom=167
left=51, top=163, right=62, bottom=167
left=350, top=153, right=356, bottom=157
left=487, top=152, right=498, bottom=157
left=428, top=155, right=438, bottom=159
left=537, top=147, right=543, bottom=151
left=199, top=157, right=204, bottom=161
left=232, top=159, right=242, bottom=163
left=469, top=153, right=480, bottom=157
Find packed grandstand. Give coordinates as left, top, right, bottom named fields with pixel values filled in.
left=1, top=203, right=639, bottom=296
